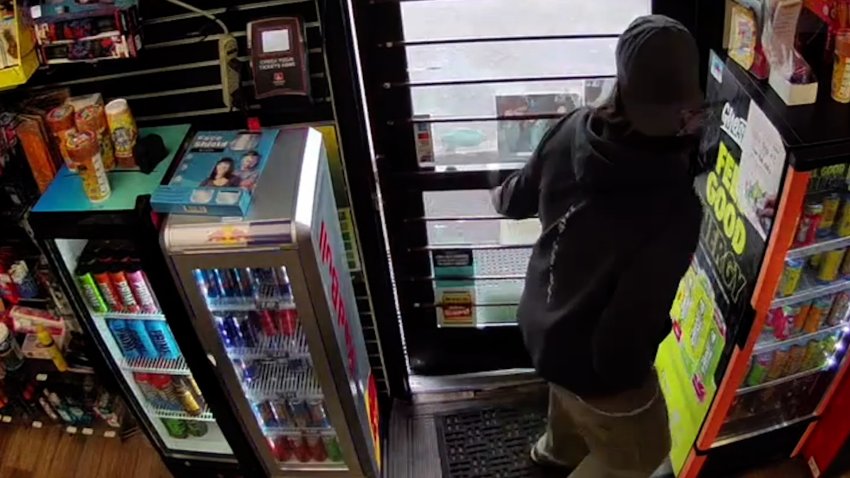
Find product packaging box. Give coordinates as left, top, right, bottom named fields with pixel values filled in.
left=21, top=331, right=66, bottom=359
left=151, top=129, right=280, bottom=216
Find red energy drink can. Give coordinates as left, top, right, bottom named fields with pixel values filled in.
left=276, top=309, right=298, bottom=336
left=292, top=434, right=311, bottom=462
left=110, top=268, right=141, bottom=313
left=306, top=434, right=327, bottom=462
left=258, top=310, right=277, bottom=337
left=795, top=203, right=823, bottom=246
left=270, top=436, right=292, bottom=461
left=93, top=268, right=123, bottom=312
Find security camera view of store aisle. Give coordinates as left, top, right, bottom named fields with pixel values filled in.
left=492, top=15, right=705, bottom=477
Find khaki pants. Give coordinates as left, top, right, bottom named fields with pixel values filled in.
left=534, top=373, right=671, bottom=478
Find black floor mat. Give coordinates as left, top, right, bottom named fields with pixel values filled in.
left=435, top=407, right=560, bottom=478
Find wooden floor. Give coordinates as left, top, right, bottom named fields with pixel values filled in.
left=0, top=425, right=171, bottom=478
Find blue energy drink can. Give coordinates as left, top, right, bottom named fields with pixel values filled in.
left=107, top=319, right=141, bottom=359
left=287, top=399, right=311, bottom=428
left=144, top=321, right=181, bottom=359
left=127, top=319, right=159, bottom=359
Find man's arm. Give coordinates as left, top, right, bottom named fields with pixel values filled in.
left=491, top=115, right=571, bottom=219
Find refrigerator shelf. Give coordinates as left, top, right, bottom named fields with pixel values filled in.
left=245, top=364, right=323, bottom=401
left=207, top=296, right=295, bottom=313
left=149, top=405, right=217, bottom=422
left=738, top=365, right=827, bottom=395
left=226, top=330, right=310, bottom=361
left=787, top=235, right=850, bottom=260
left=263, top=425, right=333, bottom=436
left=773, top=273, right=850, bottom=308
left=754, top=323, right=848, bottom=353
left=92, top=312, right=166, bottom=321
left=120, top=356, right=190, bottom=374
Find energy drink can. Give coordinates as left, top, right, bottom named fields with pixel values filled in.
left=837, top=194, right=850, bottom=237
left=237, top=313, right=259, bottom=348
left=287, top=399, right=311, bottom=428
left=186, top=420, right=209, bottom=437
left=804, top=296, right=833, bottom=333
left=258, top=310, right=277, bottom=337
left=184, top=376, right=206, bottom=409
left=68, top=131, right=111, bottom=202
left=110, top=267, right=141, bottom=313
left=293, top=434, right=311, bottom=462
left=126, top=266, right=158, bottom=314
left=215, top=315, right=238, bottom=348
left=785, top=344, right=808, bottom=375
left=745, top=352, right=772, bottom=386
left=323, top=434, right=344, bottom=462
left=828, top=291, right=850, bottom=326
left=767, top=346, right=791, bottom=381
left=819, top=248, right=847, bottom=283
left=161, top=418, right=188, bottom=439
left=769, top=305, right=797, bottom=339
left=234, top=359, right=257, bottom=383
left=225, top=315, right=245, bottom=347
left=107, top=319, right=140, bottom=359
left=254, top=401, right=276, bottom=427
left=75, top=266, right=107, bottom=313
left=306, top=434, right=327, bottom=461
left=174, top=380, right=202, bottom=416
left=276, top=310, right=298, bottom=337
left=796, top=203, right=823, bottom=246
left=234, top=269, right=254, bottom=297
left=202, top=270, right=221, bottom=298
left=126, top=318, right=159, bottom=359
left=271, top=399, right=292, bottom=427
left=821, top=193, right=842, bottom=235
left=307, top=399, right=330, bottom=428
left=841, top=250, right=850, bottom=278
left=779, top=258, right=804, bottom=296
left=802, top=339, right=825, bottom=370
left=145, top=321, right=181, bottom=360
left=810, top=253, right=823, bottom=269
left=270, top=437, right=292, bottom=462
left=93, top=267, right=123, bottom=312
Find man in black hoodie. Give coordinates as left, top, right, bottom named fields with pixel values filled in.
left=493, top=15, right=704, bottom=478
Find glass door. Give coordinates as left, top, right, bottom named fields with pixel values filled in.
left=359, top=0, right=653, bottom=374
left=53, top=238, right=233, bottom=456
left=186, top=263, right=348, bottom=472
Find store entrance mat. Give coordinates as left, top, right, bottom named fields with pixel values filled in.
left=435, top=406, right=557, bottom=478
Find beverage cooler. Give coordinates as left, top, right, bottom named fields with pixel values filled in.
left=26, top=124, right=262, bottom=476
left=660, top=52, right=850, bottom=477
left=161, top=127, right=381, bottom=477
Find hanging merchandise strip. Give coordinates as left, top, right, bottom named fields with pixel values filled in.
left=17, top=0, right=331, bottom=129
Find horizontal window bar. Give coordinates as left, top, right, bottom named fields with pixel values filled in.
left=409, top=244, right=532, bottom=252
left=406, top=215, right=507, bottom=222
left=710, top=413, right=818, bottom=449
left=414, top=302, right=520, bottom=308
left=736, top=366, right=827, bottom=395
left=407, top=113, right=563, bottom=124
left=387, top=74, right=615, bottom=89
left=403, top=274, right=525, bottom=281
left=395, top=169, right=519, bottom=190
left=145, top=0, right=313, bottom=25
left=382, top=33, right=620, bottom=48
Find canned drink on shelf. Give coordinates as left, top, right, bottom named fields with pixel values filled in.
left=804, top=296, right=834, bottom=333
left=107, top=319, right=141, bottom=360
left=145, top=321, right=181, bottom=360
left=202, top=270, right=221, bottom=298
left=234, top=358, right=258, bottom=383
left=802, top=339, right=825, bottom=370
left=257, top=310, right=278, bottom=337
left=225, top=315, right=245, bottom=348
left=287, top=399, right=311, bottom=428
left=307, top=399, right=330, bottom=428
left=237, top=313, right=258, bottom=348
left=162, top=418, right=188, bottom=439
left=767, top=346, right=791, bottom=381
left=215, top=315, right=238, bottom=348
left=270, top=399, right=292, bottom=428
left=110, top=268, right=141, bottom=313
left=745, top=352, right=772, bottom=386
left=819, top=248, right=847, bottom=283
left=810, top=253, right=824, bottom=269
left=293, top=434, right=312, bottom=463
left=186, top=420, right=209, bottom=437
left=794, top=302, right=813, bottom=334
left=174, top=380, right=202, bottom=416
left=769, top=305, right=797, bottom=339
left=254, top=401, right=276, bottom=427
left=322, top=434, right=344, bottom=462
left=821, top=193, right=842, bottom=235
left=837, top=194, right=850, bottom=237
left=276, top=310, right=298, bottom=337
left=306, top=434, right=327, bottom=462
left=785, top=344, right=808, bottom=375
left=778, top=258, right=805, bottom=297
left=271, top=436, right=292, bottom=462
left=796, top=202, right=824, bottom=246
left=841, top=250, right=850, bottom=278
left=828, top=291, right=850, bottom=326
left=185, top=376, right=206, bottom=409
left=126, top=265, right=158, bottom=314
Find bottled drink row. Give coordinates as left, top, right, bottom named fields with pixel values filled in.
left=269, top=432, right=344, bottom=463
left=254, top=396, right=329, bottom=430
left=0, top=374, right=122, bottom=428
left=107, top=318, right=181, bottom=361
left=215, top=310, right=300, bottom=350
left=744, top=333, right=840, bottom=387
left=194, top=267, right=292, bottom=302
left=767, top=291, right=849, bottom=342
left=74, top=243, right=159, bottom=314
left=133, top=373, right=207, bottom=417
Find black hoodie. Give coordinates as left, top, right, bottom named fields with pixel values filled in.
left=493, top=107, right=703, bottom=397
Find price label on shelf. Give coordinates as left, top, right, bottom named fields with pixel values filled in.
left=66, top=426, right=78, bottom=434
left=32, top=421, right=43, bottom=429
left=1, top=416, right=12, bottom=423
left=104, top=430, right=117, bottom=438
left=36, top=374, right=48, bottom=382
left=82, top=428, right=94, bottom=436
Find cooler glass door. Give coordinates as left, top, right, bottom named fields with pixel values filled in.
left=53, top=238, right=234, bottom=457
left=176, top=253, right=354, bottom=475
